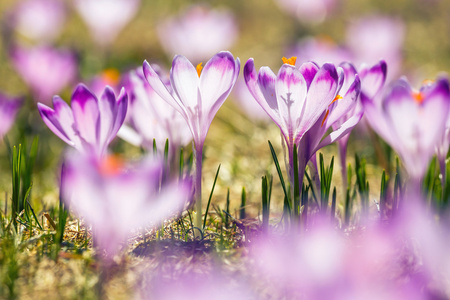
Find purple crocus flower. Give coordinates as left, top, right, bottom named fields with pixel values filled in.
left=10, top=0, right=66, bottom=42
left=143, top=51, right=240, bottom=230
left=11, top=44, right=77, bottom=104
left=62, top=151, right=192, bottom=260
left=362, top=76, right=450, bottom=185
left=74, top=0, right=140, bottom=46
left=0, top=93, right=23, bottom=139
left=244, top=57, right=343, bottom=185
left=118, top=67, right=192, bottom=154
left=37, top=84, right=127, bottom=157
left=157, top=6, right=238, bottom=62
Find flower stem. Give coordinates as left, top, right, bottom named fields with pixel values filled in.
left=194, top=142, right=203, bottom=234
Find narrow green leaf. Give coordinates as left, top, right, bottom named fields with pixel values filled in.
left=203, top=164, right=221, bottom=230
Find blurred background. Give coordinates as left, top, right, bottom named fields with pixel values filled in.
left=0, top=0, right=449, bottom=216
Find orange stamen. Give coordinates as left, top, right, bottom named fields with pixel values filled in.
left=321, top=109, right=330, bottom=127
left=413, top=92, right=424, bottom=104
left=102, top=68, right=121, bottom=86
left=196, top=63, right=203, bottom=77
left=99, top=155, right=125, bottom=176
left=282, top=56, right=297, bottom=66
left=331, top=94, right=342, bottom=104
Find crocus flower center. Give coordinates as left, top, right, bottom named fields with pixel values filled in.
left=282, top=56, right=297, bottom=66
left=99, top=155, right=125, bottom=176
left=413, top=91, right=424, bottom=104
left=196, top=63, right=203, bottom=77
left=102, top=68, right=121, bottom=86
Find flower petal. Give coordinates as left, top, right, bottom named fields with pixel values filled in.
left=298, top=61, right=319, bottom=89
left=275, top=64, right=308, bottom=142
left=170, top=54, right=200, bottom=111
left=143, top=60, right=188, bottom=120
left=360, top=60, right=387, bottom=101
left=71, top=84, right=100, bottom=149
left=38, top=97, right=77, bottom=147
left=326, top=75, right=361, bottom=127
left=200, top=51, right=239, bottom=132
left=97, top=86, right=116, bottom=149
left=298, top=63, right=339, bottom=139
left=243, top=59, right=282, bottom=126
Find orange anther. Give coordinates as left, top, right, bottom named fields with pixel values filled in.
left=331, top=94, right=342, bottom=104
left=196, top=62, right=203, bottom=77
left=282, top=56, right=297, bottom=66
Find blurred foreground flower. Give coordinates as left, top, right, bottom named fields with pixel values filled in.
left=274, top=0, right=338, bottom=24
left=74, top=0, right=140, bottom=46
left=144, top=51, right=240, bottom=230
left=11, top=45, right=77, bottom=103
left=62, top=152, right=192, bottom=260
left=38, top=84, right=127, bottom=157
left=362, top=76, right=450, bottom=184
left=251, top=203, right=449, bottom=299
left=157, top=6, right=238, bottom=62
left=140, top=269, right=255, bottom=300
left=0, top=93, right=23, bottom=139
left=118, top=67, right=191, bottom=155
left=10, top=0, right=66, bottom=42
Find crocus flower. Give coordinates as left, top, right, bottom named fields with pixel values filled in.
left=62, top=151, right=192, bottom=260
left=10, top=45, right=77, bottom=103
left=362, top=76, right=450, bottom=185
left=10, top=0, right=66, bottom=42
left=157, top=6, right=238, bottom=62
left=37, top=84, right=127, bottom=157
left=244, top=57, right=343, bottom=185
left=274, top=0, right=338, bottom=24
left=346, top=15, right=405, bottom=82
left=143, top=51, right=240, bottom=230
left=118, top=67, right=192, bottom=154
left=0, top=93, right=23, bottom=139
left=74, top=0, right=140, bottom=46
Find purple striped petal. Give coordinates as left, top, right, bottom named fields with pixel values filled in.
left=298, top=63, right=339, bottom=140
left=71, top=84, right=100, bottom=147
left=339, top=62, right=358, bottom=95
left=110, top=87, right=128, bottom=141
left=143, top=60, right=187, bottom=120
left=170, top=55, right=200, bottom=110
left=97, top=86, right=116, bottom=148
left=360, top=60, right=387, bottom=101
left=275, top=64, right=307, bottom=142
left=243, top=58, right=282, bottom=126
left=326, top=75, right=361, bottom=127
left=38, top=97, right=77, bottom=147
left=298, top=61, right=319, bottom=89
left=315, top=112, right=363, bottom=152
left=200, top=51, right=238, bottom=123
